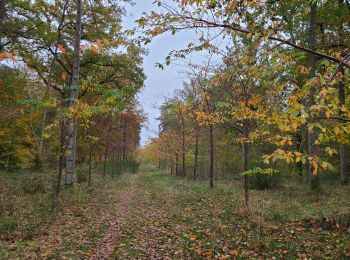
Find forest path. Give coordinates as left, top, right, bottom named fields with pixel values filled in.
left=92, top=174, right=137, bottom=259
left=110, top=165, right=211, bottom=258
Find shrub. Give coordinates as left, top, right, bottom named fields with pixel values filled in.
left=76, top=164, right=88, bottom=183
left=0, top=218, right=18, bottom=232
left=113, top=164, right=123, bottom=177
left=113, top=160, right=140, bottom=176
left=21, top=175, right=45, bottom=194
left=241, top=167, right=281, bottom=190
left=250, top=172, right=281, bottom=190
left=0, top=201, right=14, bottom=217
left=125, top=160, right=140, bottom=173
left=31, top=154, right=43, bottom=171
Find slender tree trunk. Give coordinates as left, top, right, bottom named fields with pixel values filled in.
left=88, top=143, right=92, bottom=187
left=307, top=1, right=319, bottom=187
left=0, top=0, right=5, bottom=27
left=339, top=71, right=348, bottom=184
left=339, top=143, right=347, bottom=184
left=193, top=127, right=199, bottom=180
left=122, top=116, right=127, bottom=162
left=175, top=153, right=179, bottom=176
left=296, top=132, right=303, bottom=176
left=242, top=122, right=249, bottom=207
left=53, top=120, right=65, bottom=208
left=0, top=0, right=6, bottom=51
left=209, top=124, right=214, bottom=188
left=5, top=138, right=14, bottom=170
left=164, top=151, right=167, bottom=171
left=112, top=153, right=115, bottom=179
left=39, top=109, right=48, bottom=156
left=182, top=126, right=186, bottom=177
left=103, top=121, right=112, bottom=177
left=65, top=0, right=82, bottom=185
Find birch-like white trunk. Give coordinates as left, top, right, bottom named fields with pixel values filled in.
left=65, top=0, right=82, bottom=185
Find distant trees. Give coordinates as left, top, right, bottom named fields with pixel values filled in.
left=0, top=66, right=38, bottom=169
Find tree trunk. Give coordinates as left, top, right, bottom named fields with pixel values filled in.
left=39, top=108, right=48, bottom=158
left=88, top=143, right=92, bottom=187
left=307, top=1, right=319, bottom=188
left=0, top=0, right=6, bottom=51
left=182, top=126, right=186, bottom=178
left=65, top=0, right=82, bottom=185
left=5, top=138, right=14, bottom=170
left=122, top=116, right=127, bottom=162
left=296, top=132, right=303, bottom=176
left=193, top=127, right=199, bottom=180
left=52, top=120, right=65, bottom=209
left=209, top=124, right=214, bottom=188
left=339, top=71, right=348, bottom=184
left=242, top=122, right=249, bottom=207
left=112, top=153, right=115, bottom=179
left=103, top=121, right=112, bottom=177
left=175, top=153, right=179, bottom=176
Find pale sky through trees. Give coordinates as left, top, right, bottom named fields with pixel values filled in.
left=123, top=1, right=205, bottom=146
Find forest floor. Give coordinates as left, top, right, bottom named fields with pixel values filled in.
left=0, top=165, right=350, bottom=259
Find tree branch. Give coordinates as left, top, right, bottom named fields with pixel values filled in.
left=180, top=16, right=350, bottom=68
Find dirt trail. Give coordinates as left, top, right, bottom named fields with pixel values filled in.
left=92, top=175, right=136, bottom=259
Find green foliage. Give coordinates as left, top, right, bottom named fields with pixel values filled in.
left=31, top=154, right=43, bottom=171
left=21, top=175, right=46, bottom=194
left=112, top=160, right=140, bottom=176
left=0, top=66, right=37, bottom=170
left=310, top=177, right=322, bottom=194
left=76, top=164, right=89, bottom=184
left=123, top=160, right=140, bottom=174
left=241, top=167, right=281, bottom=190
left=241, top=167, right=279, bottom=177
left=0, top=217, right=18, bottom=232
left=110, top=163, right=122, bottom=178
left=249, top=172, right=282, bottom=190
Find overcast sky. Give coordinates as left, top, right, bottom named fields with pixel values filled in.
left=122, top=1, right=205, bottom=146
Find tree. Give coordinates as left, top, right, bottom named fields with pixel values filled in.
left=306, top=1, right=319, bottom=187
left=65, top=0, right=83, bottom=185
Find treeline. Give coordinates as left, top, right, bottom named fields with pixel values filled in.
left=141, top=0, right=350, bottom=205
left=0, top=1, right=145, bottom=205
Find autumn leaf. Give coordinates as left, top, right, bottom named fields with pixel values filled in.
left=0, top=52, right=17, bottom=61
left=90, top=44, right=99, bottom=53
left=61, top=72, right=68, bottom=81
left=56, top=43, right=66, bottom=53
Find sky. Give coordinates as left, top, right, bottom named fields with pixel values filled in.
left=122, top=1, right=205, bottom=146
